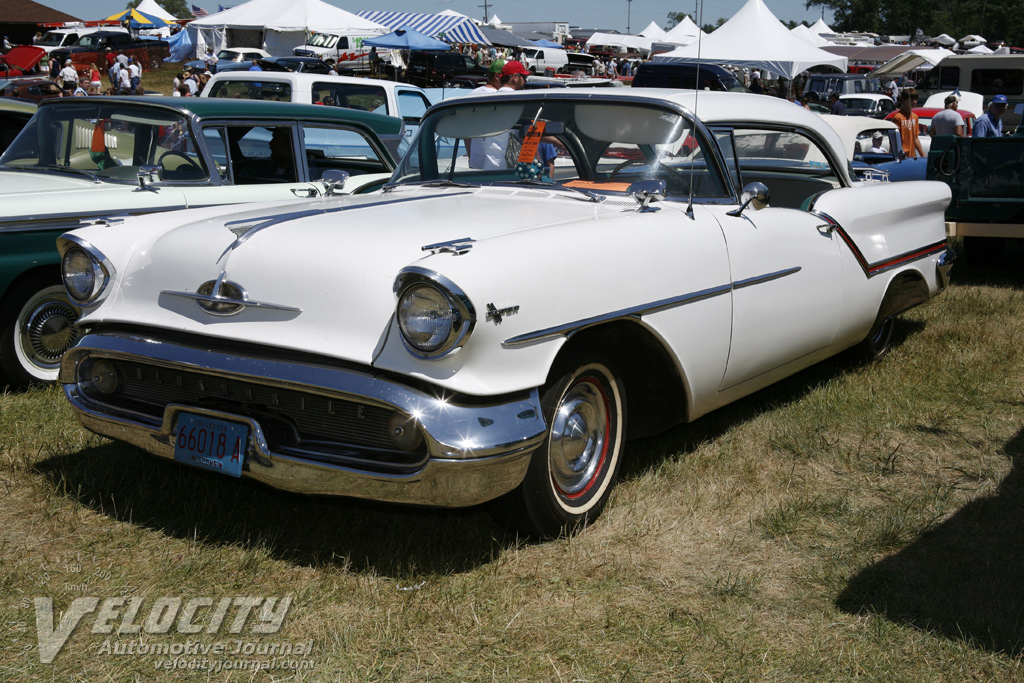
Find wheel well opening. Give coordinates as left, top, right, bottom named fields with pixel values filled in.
left=1, top=265, right=62, bottom=313
left=549, top=320, right=688, bottom=440
left=874, top=270, right=929, bottom=332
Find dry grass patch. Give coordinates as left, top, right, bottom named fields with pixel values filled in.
left=2, top=253, right=1024, bottom=679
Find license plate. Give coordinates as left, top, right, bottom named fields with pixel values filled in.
left=173, top=414, right=248, bottom=478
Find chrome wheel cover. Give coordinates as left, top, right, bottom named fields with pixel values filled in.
left=549, top=377, right=610, bottom=499
left=18, top=290, right=80, bottom=371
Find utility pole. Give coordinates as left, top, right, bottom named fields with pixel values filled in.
left=627, top=0, right=632, bottom=34
left=480, top=0, right=491, bottom=24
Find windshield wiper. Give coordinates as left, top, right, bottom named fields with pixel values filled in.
left=38, top=165, right=101, bottom=181
left=493, top=179, right=604, bottom=203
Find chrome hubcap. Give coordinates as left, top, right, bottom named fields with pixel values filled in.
left=550, top=378, right=609, bottom=497
left=22, top=298, right=79, bottom=368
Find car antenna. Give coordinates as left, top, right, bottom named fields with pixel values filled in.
left=685, top=0, right=705, bottom=221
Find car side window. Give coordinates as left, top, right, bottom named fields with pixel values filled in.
left=300, top=124, right=387, bottom=181
left=397, top=91, right=430, bottom=121
left=313, top=82, right=387, bottom=112
left=209, top=125, right=299, bottom=185
left=729, top=127, right=841, bottom=210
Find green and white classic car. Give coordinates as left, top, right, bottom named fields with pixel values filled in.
left=0, top=96, right=401, bottom=387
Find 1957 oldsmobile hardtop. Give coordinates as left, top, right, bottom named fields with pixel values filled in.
left=58, top=89, right=954, bottom=537
left=0, top=96, right=400, bottom=387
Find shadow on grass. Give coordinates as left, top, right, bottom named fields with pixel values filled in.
left=34, top=442, right=514, bottom=577
left=949, top=239, right=1024, bottom=290
left=835, top=427, right=1024, bottom=656
left=621, top=318, right=926, bottom=479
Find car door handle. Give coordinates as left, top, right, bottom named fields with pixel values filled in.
left=816, top=223, right=835, bottom=234
left=291, top=188, right=318, bottom=198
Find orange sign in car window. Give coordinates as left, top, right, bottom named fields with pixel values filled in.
left=517, top=120, right=546, bottom=163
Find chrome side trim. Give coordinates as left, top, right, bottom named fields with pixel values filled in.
left=502, top=283, right=733, bottom=348
left=503, top=266, right=803, bottom=348
left=61, top=331, right=545, bottom=507
left=733, top=266, right=801, bottom=290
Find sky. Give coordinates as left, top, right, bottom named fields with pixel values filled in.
left=39, top=0, right=835, bottom=36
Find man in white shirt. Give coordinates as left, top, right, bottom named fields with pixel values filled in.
left=929, top=95, right=965, bottom=137
left=118, top=65, right=131, bottom=94
left=128, top=58, right=141, bottom=91
left=59, top=60, right=78, bottom=92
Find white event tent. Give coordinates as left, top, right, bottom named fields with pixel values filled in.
left=188, top=0, right=386, bottom=57
left=135, top=0, right=177, bottom=22
left=662, top=16, right=703, bottom=45
left=791, top=23, right=830, bottom=47
left=653, top=0, right=847, bottom=79
left=870, top=48, right=954, bottom=78
left=639, top=21, right=667, bottom=41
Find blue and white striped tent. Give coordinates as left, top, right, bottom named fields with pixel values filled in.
left=356, top=11, right=490, bottom=45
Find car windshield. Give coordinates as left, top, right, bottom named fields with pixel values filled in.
left=217, top=50, right=241, bottom=61
left=39, top=33, right=69, bottom=47
left=0, top=102, right=206, bottom=183
left=392, top=98, right=730, bottom=201
left=843, top=98, right=876, bottom=110
left=76, top=35, right=105, bottom=48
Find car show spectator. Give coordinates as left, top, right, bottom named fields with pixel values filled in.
left=471, top=59, right=505, bottom=93
left=204, top=46, right=218, bottom=74
left=128, top=58, right=141, bottom=91
left=2, top=36, right=11, bottom=53
left=868, top=131, right=887, bottom=153
left=973, top=94, right=1008, bottom=137
left=829, top=92, right=846, bottom=115
left=929, top=95, right=965, bottom=137
left=892, top=90, right=924, bottom=157
left=118, top=63, right=131, bottom=94
left=73, top=77, right=89, bottom=97
left=59, top=59, right=78, bottom=92
left=89, top=63, right=102, bottom=93
left=184, top=71, right=199, bottom=95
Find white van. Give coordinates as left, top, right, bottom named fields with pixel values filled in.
left=915, top=54, right=1024, bottom=130
left=293, top=33, right=383, bottom=71
left=202, top=72, right=433, bottom=152
left=521, top=48, right=569, bottom=74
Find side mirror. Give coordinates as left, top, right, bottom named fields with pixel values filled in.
left=627, top=179, right=665, bottom=213
left=321, top=169, right=350, bottom=197
left=726, top=182, right=770, bottom=216
left=137, top=164, right=162, bottom=190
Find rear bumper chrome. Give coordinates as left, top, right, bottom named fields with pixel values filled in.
left=61, top=330, right=545, bottom=507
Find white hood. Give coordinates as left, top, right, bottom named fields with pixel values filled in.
left=83, top=188, right=627, bottom=365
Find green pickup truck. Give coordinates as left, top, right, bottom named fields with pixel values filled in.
left=927, top=109, right=1024, bottom=265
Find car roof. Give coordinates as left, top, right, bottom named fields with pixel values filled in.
left=205, top=71, right=425, bottom=93
left=0, top=98, right=37, bottom=114
left=36, top=96, right=402, bottom=134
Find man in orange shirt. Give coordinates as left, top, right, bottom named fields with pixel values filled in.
left=891, top=89, right=924, bottom=158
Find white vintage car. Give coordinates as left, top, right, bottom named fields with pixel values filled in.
left=58, top=90, right=954, bottom=537
left=0, top=96, right=400, bottom=387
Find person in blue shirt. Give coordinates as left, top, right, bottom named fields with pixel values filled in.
left=973, top=94, right=1008, bottom=137
left=829, top=92, right=846, bottom=116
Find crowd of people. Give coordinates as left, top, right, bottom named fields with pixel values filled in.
left=44, top=47, right=147, bottom=97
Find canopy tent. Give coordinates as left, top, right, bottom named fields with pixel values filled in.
left=960, top=34, right=986, bottom=48
left=931, top=33, right=957, bottom=47
left=104, top=8, right=169, bottom=29
left=357, top=11, right=490, bottom=45
left=189, top=0, right=386, bottom=57
left=791, top=24, right=830, bottom=46
left=586, top=32, right=652, bottom=52
left=533, top=39, right=562, bottom=49
left=135, top=0, right=178, bottom=22
left=662, top=16, right=703, bottom=45
left=639, top=21, right=667, bottom=41
left=488, top=15, right=503, bottom=27
left=653, top=0, right=846, bottom=79
left=364, top=28, right=449, bottom=51
left=870, top=48, right=953, bottom=77
left=968, top=44, right=993, bottom=54
left=809, top=18, right=832, bottom=36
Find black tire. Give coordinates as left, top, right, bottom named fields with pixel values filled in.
left=963, top=236, right=1005, bottom=267
left=490, top=359, right=625, bottom=538
left=0, top=278, right=81, bottom=388
left=851, top=316, right=895, bottom=363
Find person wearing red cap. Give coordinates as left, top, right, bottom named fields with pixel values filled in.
left=498, top=60, right=529, bottom=92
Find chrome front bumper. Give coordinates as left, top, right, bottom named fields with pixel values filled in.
left=61, top=330, right=545, bottom=507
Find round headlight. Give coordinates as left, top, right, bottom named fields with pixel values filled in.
left=62, top=247, right=105, bottom=304
left=397, top=284, right=459, bottom=353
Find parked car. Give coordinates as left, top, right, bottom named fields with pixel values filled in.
left=57, top=90, right=953, bottom=538
left=632, top=62, right=746, bottom=91
left=0, top=96, right=400, bottom=388
left=59, top=31, right=170, bottom=73
left=0, top=46, right=47, bottom=79
left=0, top=77, right=65, bottom=102
left=202, top=71, right=430, bottom=150
left=406, top=51, right=488, bottom=87
left=839, top=93, right=897, bottom=118
left=293, top=31, right=381, bottom=71
left=258, top=56, right=338, bottom=74
left=804, top=73, right=881, bottom=100
left=185, top=48, right=271, bottom=74
left=520, top=47, right=569, bottom=74
left=0, top=98, right=35, bottom=154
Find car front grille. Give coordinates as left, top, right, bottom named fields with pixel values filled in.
left=83, top=359, right=427, bottom=472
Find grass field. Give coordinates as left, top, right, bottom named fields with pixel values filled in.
left=2, top=242, right=1024, bottom=680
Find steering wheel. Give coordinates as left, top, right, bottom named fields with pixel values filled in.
left=158, top=150, right=203, bottom=174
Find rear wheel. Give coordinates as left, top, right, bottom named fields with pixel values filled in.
left=851, top=316, right=895, bottom=363
left=490, top=359, right=625, bottom=538
left=0, top=279, right=80, bottom=388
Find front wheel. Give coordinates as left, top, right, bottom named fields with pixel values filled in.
left=490, top=360, right=626, bottom=538
left=0, top=281, right=81, bottom=388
